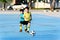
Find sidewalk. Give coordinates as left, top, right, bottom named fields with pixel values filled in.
left=0, top=10, right=60, bottom=18
left=30, top=10, right=60, bottom=18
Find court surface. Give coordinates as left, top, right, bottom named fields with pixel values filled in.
left=0, top=13, right=60, bottom=40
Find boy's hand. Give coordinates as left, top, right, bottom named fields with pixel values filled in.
left=20, top=17, right=24, bottom=19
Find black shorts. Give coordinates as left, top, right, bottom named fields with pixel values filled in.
left=20, top=21, right=28, bottom=25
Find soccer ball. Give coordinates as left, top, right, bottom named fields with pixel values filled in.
left=30, top=30, right=35, bottom=36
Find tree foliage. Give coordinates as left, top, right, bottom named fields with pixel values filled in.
left=0, top=0, right=7, bottom=3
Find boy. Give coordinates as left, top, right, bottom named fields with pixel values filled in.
left=19, top=9, right=24, bottom=32
left=24, top=7, right=32, bottom=33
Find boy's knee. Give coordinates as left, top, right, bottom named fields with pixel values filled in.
left=20, top=24, right=22, bottom=26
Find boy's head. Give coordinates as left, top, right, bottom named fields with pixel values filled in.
left=25, top=7, right=29, bottom=10
left=20, top=9, right=24, bottom=13
left=24, top=7, right=29, bottom=13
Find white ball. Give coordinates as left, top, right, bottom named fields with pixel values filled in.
left=30, top=30, right=35, bottom=36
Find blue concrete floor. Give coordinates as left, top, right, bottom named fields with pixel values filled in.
left=0, top=14, right=60, bottom=40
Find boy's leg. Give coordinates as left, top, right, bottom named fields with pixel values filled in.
left=24, top=25, right=27, bottom=32
left=20, top=24, right=22, bottom=32
left=27, top=22, right=30, bottom=33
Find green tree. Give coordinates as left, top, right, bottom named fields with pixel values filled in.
left=0, top=0, right=7, bottom=10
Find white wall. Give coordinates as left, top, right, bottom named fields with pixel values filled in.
left=35, top=1, right=50, bottom=8
left=34, top=1, right=60, bottom=8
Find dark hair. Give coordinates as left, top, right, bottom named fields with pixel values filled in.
left=20, top=9, right=24, bottom=12
left=24, top=7, right=29, bottom=10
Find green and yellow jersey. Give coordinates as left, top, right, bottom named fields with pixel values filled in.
left=24, top=12, right=32, bottom=21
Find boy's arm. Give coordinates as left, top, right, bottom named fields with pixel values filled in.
left=20, top=14, right=24, bottom=19
left=30, top=13, right=32, bottom=21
